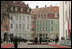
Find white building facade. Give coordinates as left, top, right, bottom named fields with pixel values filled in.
left=59, top=1, right=71, bottom=40
left=9, top=14, right=32, bottom=39
left=9, top=1, right=32, bottom=40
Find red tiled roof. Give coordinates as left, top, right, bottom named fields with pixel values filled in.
left=31, top=6, right=59, bottom=14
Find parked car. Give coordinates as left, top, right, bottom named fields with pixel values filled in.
left=29, top=38, right=34, bottom=42
left=41, top=37, right=52, bottom=42
left=23, top=39, right=28, bottom=42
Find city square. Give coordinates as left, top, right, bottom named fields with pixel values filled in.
left=1, top=1, right=71, bottom=48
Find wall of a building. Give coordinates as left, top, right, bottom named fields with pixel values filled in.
left=59, top=1, right=71, bottom=40
left=9, top=13, right=32, bottom=39
left=31, top=6, right=59, bottom=39
left=59, top=1, right=64, bottom=40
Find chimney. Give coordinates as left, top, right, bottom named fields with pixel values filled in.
left=45, top=5, right=46, bottom=7
left=36, top=5, right=38, bottom=8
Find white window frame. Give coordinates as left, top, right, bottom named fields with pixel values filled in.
left=15, top=7, right=17, bottom=11
left=11, top=23, right=13, bottom=29
left=27, top=8, right=29, bottom=12
left=54, top=13, right=58, bottom=18
left=51, top=26, right=53, bottom=31
left=21, top=8, right=23, bottom=12
left=13, top=1, right=15, bottom=3
left=11, top=7, right=13, bottom=11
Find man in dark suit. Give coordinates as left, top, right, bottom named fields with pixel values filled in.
left=40, top=36, right=42, bottom=44
left=13, top=36, right=18, bottom=48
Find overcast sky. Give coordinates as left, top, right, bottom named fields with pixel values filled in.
left=23, top=1, right=60, bottom=9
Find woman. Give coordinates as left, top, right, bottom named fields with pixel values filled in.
left=55, top=36, right=59, bottom=45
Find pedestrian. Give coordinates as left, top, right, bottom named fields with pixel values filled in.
left=13, top=36, right=18, bottom=48
left=38, top=37, right=39, bottom=44
left=35, top=37, right=37, bottom=44
left=40, top=36, right=42, bottom=44
left=55, top=36, right=59, bottom=45
left=18, top=37, right=20, bottom=43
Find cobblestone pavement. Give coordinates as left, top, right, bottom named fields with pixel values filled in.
left=18, top=42, right=71, bottom=48
left=18, top=42, right=57, bottom=48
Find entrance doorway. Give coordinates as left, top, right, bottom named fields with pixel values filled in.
left=4, top=33, right=8, bottom=42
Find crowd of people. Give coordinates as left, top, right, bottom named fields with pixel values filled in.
left=1, top=35, right=59, bottom=48
left=34, top=36, right=42, bottom=44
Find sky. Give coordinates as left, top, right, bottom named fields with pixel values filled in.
left=23, top=1, right=60, bottom=9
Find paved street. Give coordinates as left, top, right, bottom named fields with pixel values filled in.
left=18, top=42, right=70, bottom=48
left=18, top=42, right=56, bottom=48
left=1, top=41, right=70, bottom=48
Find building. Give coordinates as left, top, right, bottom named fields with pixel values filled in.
left=1, top=1, right=10, bottom=41
left=31, top=5, right=59, bottom=39
left=59, top=1, right=71, bottom=40
left=8, top=1, right=32, bottom=40
left=1, top=1, right=32, bottom=40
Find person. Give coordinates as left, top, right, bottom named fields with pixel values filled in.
left=35, top=37, right=37, bottom=44
left=38, top=37, right=39, bottom=44
left=13, top=36, right=18, bottom=48
left=55, top=36, right=59, bottom=45
left=40, top=36, right=42, bottom=44
left=18, top=37, right=20, bottom=43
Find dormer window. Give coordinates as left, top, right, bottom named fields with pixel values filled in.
left=11, top=7, right=13, bottom=11
left=20, top=2, right=22, bottom=4
left=13, top=1, right=15, bottom=3
left=21, top=8, right=23, bottom=12
left=54, top=13, right=58, bottom=18
left=27, top=8, right=30, bottom=12
left=15, top=7, right=17, bottom=11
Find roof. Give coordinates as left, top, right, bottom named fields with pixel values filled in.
left=31, top=6, right=59, bottom=14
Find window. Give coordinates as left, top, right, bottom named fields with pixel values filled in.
left=44, top=14, right=46, bottom=19
left=38, top=14, right=40, bottom=18
left=37, top=27, right=38, bottom=31
left=65, top=1, right=67, bottom=4
left=43, top=27, right=44, bottom=31
left=40, top=21, right=41, bottom=24
left=41, top=14, right=43, bottom=19
left=54, top=13, right=58, bottom=18
left=49, top=13, right=54, bottom=17
left=13, top=1, right=15, bottom=3
left=19, top=24, right=21, bottom=29
left=23, top=24, right=24, bottom=29
left=43, top=34, right=45, bottom=37
left=46, top=21, right=47, bottom=24
left=56, top=27, right=57, bottom=31
left=46, top=27, right=47, bottom=31
left=40, top=27, right=41, bottom=31
left=16, top=15, right=18, bottom=21
left=47, top=14, right=49, bottom=18
left=20, top=2, right=22, bottom=4
left=27, top=16, right=29, bottom=21
left=51, top=20, right=53, bottom=24
left=27, top=24, right=29, bottom=29
left=23, top=16, right=25, bottom=21
left=20, top=15, right=21, bottom=22
left=27, top=8, right=29, bottom=12
left=51, top=27, right=53, bottom=31
left=46, top=34, right=47, bottom=37
left=21, top=8, right=23, bottom=12
left=16, top=24, right=18, bottom=29
left=11, top=15, right=13, bottom=20
left=15, top=7, right=17, bottom=11
left=11, top=7, right=13, bottom=11
left=11, top=23, right=13, bottom=29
